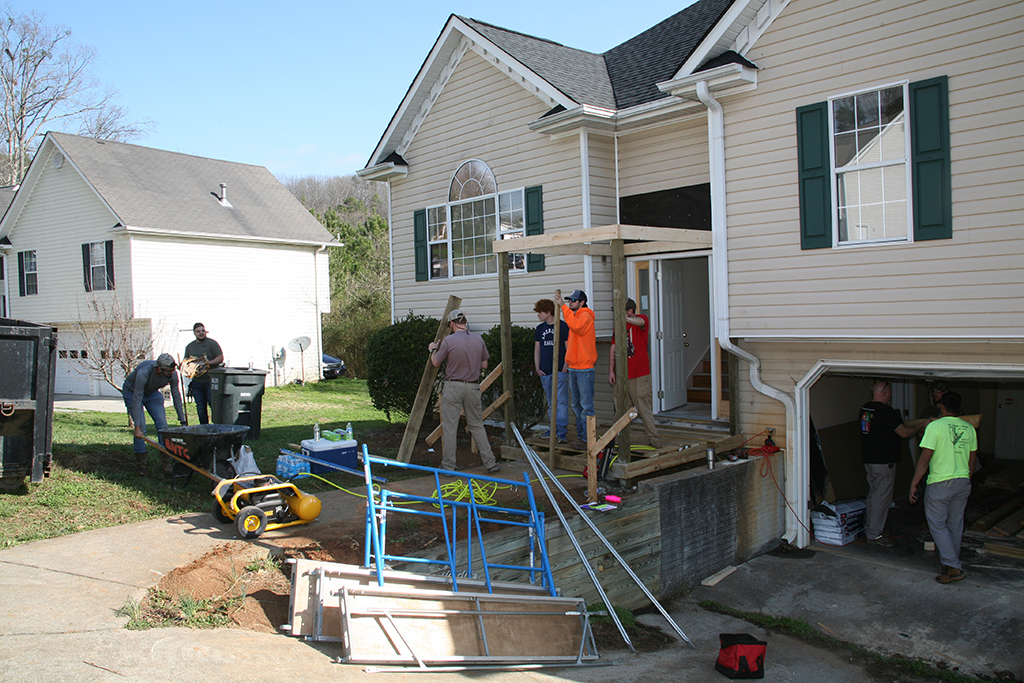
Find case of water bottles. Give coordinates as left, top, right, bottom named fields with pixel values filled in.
left=275, top=452, right=310, bottom=479
left=300, top=438, right=359, bottom=474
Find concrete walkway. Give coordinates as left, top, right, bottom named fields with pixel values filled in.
left=2, top=482, right=1021, bottom=682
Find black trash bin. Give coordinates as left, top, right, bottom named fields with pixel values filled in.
left=0, top=318, right=57, bottom=490
left=207, top=367, right=268, bottom=439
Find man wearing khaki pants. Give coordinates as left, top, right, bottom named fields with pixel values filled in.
left=428, top=309, right=501, bottom=475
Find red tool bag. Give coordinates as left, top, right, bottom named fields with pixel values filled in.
left=715, top=633, right=767, bottom=679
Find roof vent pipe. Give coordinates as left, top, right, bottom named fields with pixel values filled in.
left=219, top=183, right=232, bottom=208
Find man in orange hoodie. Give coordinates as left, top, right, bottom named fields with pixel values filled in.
left=558, top=289, right=597, bottom=450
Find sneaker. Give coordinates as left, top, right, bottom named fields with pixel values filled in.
left=936, top=566, right=966, bottom=584
left=487, top=464, right=502, bottom=473
left=557, top=436, right=568, bottom=444
left=540, top=431, right=551, bottom=438
left=866, top=535, right=895, bottom=547
left=439, top=472, right=460, bottom=479
left=571, top=439, right=587, bottom=451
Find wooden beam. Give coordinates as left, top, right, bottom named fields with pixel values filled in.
left=624, top=240, right=710, bottom=256
left=499, top=255, right=515, bottom=447
left=611, top=433, right=746, bottom=478
left=491, top=224, right=710, bottom=254
left=396, top=295, right=460, bottom=462
left=424, top=363, right=503, bottom=446
left=611, top=238, right=630, bottom=464
left=547, top=289, right=562, bottom=468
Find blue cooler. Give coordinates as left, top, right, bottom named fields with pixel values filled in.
left=300, top=438, right=359, bottom=474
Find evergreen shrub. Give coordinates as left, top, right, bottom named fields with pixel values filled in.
left=365, top=313, right=442, bottom=421
left=481, top=324, right=545, bottom=432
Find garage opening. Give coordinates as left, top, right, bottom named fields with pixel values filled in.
left=803, top=369, right=1024, bottom=588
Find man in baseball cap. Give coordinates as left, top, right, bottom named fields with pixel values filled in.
left=121, top=353, right=186, bottom=476
left=557, top=288, right=597, bottom=449
left=428, top=308, right=501, bottom=474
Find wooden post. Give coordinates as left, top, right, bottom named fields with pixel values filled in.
left=587, top=414, right=598, bottom=502
left=396, top=295, right=461, bottom=463
left=498, top=252, right=516, bottom=447
left=548, top=288, right=562, bottom=467
left=611, top=238, right=631, bottom=463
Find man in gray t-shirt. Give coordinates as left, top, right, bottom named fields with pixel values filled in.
left=121, top=353, right=186, bottom=476
left=428, top=309, right=500, bottom=474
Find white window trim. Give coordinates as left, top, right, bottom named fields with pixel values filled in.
left=828, top=80, right=915, bottom=249
left=426, top=161, right=528, bottom=280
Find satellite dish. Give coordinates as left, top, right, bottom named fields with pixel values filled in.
left=288, top=336, right=311, bottom=352
left=288, top=336, right=312, bottom=384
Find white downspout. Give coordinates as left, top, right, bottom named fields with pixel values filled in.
left=387, top=180, right=395, bottom=323
left=696, top=80, right=800, bottom=545
left=580, top=129, right=594, bottom=298
left=315, top=244, right=327, bottom=382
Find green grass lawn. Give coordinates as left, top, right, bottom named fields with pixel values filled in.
left=0, top=378, right=398, bottom=548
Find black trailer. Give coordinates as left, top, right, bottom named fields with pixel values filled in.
left=0, top=318, right=57, bottom=490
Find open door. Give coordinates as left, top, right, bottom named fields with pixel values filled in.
left=655, top=257, right=710, bottom=412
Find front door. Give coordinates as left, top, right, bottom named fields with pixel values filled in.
left=653, top=256, right=710, bottom=412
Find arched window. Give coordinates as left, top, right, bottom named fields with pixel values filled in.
left=425, top=160, right=525, bottom=279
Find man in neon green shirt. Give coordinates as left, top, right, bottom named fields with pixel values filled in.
left=909, top=391, right=976, bottom=584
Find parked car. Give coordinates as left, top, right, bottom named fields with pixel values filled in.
left=322, top=354, right=346, bottom=379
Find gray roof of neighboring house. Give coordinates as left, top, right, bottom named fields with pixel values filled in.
left=48, top=132, right=334, bottom=244
left=460, top=0, right=734, bottom=111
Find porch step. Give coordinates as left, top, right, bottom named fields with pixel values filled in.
left=688, top=354, right=730, bottom=404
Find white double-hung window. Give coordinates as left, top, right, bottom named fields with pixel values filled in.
left=831, top=83, right=911, bottom=245
left=425, top=160, right=525, bottom=279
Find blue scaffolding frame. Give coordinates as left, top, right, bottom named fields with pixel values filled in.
left=360, top=445, right=557, bottom=597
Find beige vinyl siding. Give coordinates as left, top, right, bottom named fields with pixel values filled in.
left=6, top=146, right=127, bottom=324
left=723, top=0, right=1024, bottom=338
left=390, top=48, right=599, bottom=333
left=616, top=117, right=709, bottom=198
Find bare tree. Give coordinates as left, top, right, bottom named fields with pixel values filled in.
left=280, top=173, right=389, bottom=220
left=0, top=8, right=150, bottom=184
left=67, top=293, right=155, bottom=393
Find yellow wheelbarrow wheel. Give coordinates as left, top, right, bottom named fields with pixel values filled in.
left=235, top=505, right=267, bottom=539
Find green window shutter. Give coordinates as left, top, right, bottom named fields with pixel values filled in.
left=82, top=243, right=92, bottom=292
left=796, top=102, right=832, bottom=249
left=104, top=239, right=115, bottom=289
left=524, top=185, right=544, bottom=271
left=413, top=209, right=428, bottom=282
left=909, top=76, right=951, bottom=241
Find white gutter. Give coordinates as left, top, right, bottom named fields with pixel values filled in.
left=695, top=80, right=800, bottom=546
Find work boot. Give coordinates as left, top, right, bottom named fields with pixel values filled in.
left=134, top=453, right=149, bottom=476
left=936, top=565, right=966, bottom=584
left=161, top=455, right=174, bottom=477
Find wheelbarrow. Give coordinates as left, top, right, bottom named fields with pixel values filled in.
left=140, top=433, right=321, bottom=539
left=158, top=424, right=249, bottom=485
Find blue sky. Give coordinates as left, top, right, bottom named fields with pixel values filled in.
left=13, top=1, right=697, bottom=179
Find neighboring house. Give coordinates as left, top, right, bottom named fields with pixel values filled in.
left=361, top=0, right=1024, bottom=547
left=0, top=132, right=337, bottom=396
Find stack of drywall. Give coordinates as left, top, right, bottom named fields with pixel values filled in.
left=811, top=499, right=866, bottom=546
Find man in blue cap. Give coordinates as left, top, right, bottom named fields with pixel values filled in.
left=122, top=353, right=186, bottom=476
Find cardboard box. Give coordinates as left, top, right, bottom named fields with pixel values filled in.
left=300, top=438, right=359, bottom=474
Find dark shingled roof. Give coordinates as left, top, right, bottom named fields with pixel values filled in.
left=461, top=0, right=734, bottom=111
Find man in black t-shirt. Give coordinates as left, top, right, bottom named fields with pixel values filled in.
left=859, top=381, right=926, bottom=546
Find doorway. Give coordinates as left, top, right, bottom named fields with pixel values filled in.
left=633, top=253, right=712, bottom=415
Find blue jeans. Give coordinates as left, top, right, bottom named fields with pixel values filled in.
left=568, top=368, right=595, bottom=441
left=189, top=380, right=212, bottom=424
left=122, top=388, right=169, bottom=454
left=539, top=371, right=569, bottom=439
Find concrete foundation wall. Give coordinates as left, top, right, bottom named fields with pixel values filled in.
left=644, top=453, right=785, bottom=593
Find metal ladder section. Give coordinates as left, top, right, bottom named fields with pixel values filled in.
left=335, top=583, right=599, bottom=667
left=360, top=447, right=557, bottom=596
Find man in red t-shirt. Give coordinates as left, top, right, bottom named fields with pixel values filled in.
left=609, top=298, right=664, bottom=448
